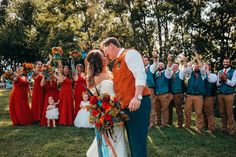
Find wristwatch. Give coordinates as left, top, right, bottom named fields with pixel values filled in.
left=136, top=95, right=143, bottom=101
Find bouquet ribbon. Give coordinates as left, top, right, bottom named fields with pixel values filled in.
left=95, top=127, right=117, bottom=157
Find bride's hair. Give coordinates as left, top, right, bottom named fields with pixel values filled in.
left=85, top=50, right=103, bottom=87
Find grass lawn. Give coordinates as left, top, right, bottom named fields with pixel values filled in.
left=0, top=89, right=236, bottom=157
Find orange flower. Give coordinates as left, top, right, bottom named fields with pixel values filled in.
left=100, top=116, right=104, bottom=124
left=102, top=101, right=111, bottom=113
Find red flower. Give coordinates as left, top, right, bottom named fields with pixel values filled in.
left=102, top=101, right=111, bottom=112
left=90, top=96, right=98, bottom=104
left=95, top=122, right=102, bottom=127
left=92, top=109, right=99, bottom=117
left=103, top=94, right=110, bottom=102
left=109, top=121, right=113, bottom=125
left=113, top=98, right=118, bottom=103
left=104, top=114, right=112, bottom=121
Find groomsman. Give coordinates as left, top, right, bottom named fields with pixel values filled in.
left=184, top=53, right=205, bottom=132
left=217, top=57, right=236, bottom=135
left=153, top=55, right=173, bottom=127
left=169, top=56, right=188, bottom=128
left=203, top=63, right=217, bottom=133
left=143, top=51, right=158, bottom=128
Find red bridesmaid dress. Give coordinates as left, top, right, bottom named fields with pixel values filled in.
left=9, top=76, right=33, bottom=125
left=32, top=75, right=45, bottom=121
left=58, top=77, right=74, bottom=125
left=74, top=74, right=86, bottom=117
left=40, top=80, right=59, bottom=126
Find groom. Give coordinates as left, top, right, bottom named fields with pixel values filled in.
left=102, top=37, right=151, bottom=157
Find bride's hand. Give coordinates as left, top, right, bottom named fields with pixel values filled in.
left=128, top=97, right=141, bottom=112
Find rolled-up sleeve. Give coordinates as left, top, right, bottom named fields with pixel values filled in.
left=125, top=50, right=147, bottom=86
left=207, top=73, right=218, bottom=83
left=150, top=62, right=158, bottom=74
left=226, top=70, right=236, bottom=87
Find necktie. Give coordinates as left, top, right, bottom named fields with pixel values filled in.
left=194, top=72, right=199, bottom=80
left=223, top=69, right=227, bottom=75
left=173, top=71, right=176, bottom=80
left=159, top=71, right=162, bottom=78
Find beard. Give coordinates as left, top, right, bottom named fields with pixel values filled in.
left=158, top=68, right=164, bottom=71
left=194, top=69, right=200, bottom=73
left=223, top=65, right=229, bottom=69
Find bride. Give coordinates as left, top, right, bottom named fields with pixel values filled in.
left=85, top=50, right=128, bottom=157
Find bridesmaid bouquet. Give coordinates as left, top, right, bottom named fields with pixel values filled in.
left=42, top=65, right=54, bottom=80
left=3, top=70, right=14, bottom=80
left=22, top=63, right=34, bottom=75
left=68, top=50, right=81, bottom=60
left=52, top=47, right=63, bottom=61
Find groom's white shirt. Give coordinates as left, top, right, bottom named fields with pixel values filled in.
left=117, top=48, right=147, bottom=86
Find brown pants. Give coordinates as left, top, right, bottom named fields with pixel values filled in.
left=203, top=96, right=215, bottom=131
left=185, top=95, right=204, bottom=130
left=169, top=93, right=184, bottom=127
left=217, top=94, right=235, bottom=135
left=149, top=88, right=157, bottom=125
left=155, top=93, right=173, bottom=126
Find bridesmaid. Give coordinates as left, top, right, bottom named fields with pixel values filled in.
left=9, top=66, right=33, bottom=125
left=31, top=61, right=45, bottom=122
left=73, top=64, right=86, bottom=117
left=55, top=66, right=74, bottom=125
left=40, top=72, right=59, bottom=127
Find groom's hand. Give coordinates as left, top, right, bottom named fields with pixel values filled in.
left=128, top=97, right=141, bottom=112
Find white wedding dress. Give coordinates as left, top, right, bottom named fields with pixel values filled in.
left=87, top=80, right=127, bottom=157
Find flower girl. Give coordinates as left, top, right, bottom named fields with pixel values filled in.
left=46, top=97, right=59, bottom=128
left=74, top=92, right=93, bottom=128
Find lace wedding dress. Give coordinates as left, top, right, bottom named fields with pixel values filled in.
left=87, top=80, right=128, bottom=157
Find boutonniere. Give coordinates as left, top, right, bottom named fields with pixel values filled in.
left=116, top=57, right=122, bottom=69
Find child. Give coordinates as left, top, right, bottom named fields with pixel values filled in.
left=74, top=92, right=93, bottom=128
left=46, top=97, right=59, bottom=128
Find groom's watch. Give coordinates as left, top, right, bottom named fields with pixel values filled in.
left=136, top=95, right=143, bottom=101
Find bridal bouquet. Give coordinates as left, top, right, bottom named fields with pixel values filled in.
left=3, top=70, right=14, bottom=80
left=22, top=62, right=34, bottom=75
left=87, top=93, right=128, bottom=129
left=86, top=92, right=129, bottom=157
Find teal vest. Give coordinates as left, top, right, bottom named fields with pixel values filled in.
left=171, top=71, right=184, bottom=93
left=204, top=75, right=217, bottom=96
left=146, top=66, right=155, bottom=88
left=218, top=68, right=235, bottom=94
left=154, top=70, right=170, bottom=94
left=187, top=71, right=205, bottom=95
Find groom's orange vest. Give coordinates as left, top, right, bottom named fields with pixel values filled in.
left=112, top=49, right=150, bottom=109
